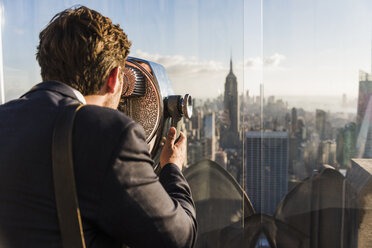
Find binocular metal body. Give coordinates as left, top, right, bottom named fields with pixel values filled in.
left=119, top=57, right=192, bottom=166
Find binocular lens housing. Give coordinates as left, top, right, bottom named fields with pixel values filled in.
left=164, top=94, right=193, bottom=127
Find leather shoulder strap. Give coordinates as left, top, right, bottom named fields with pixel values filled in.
left=52, top=104, right=86, bottom=248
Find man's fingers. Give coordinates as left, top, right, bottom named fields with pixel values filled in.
left=174, top=131, right=186, bottom=148
left=165, top=127, right=177, bottom=147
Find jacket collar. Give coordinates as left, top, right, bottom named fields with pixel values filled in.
left=21, top=81, right=86, bottom=104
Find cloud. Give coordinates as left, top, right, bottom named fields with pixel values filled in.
left=133, top=50, right=225, bottom=76
left=264, top=53, right=286, bottom=67
left=134, top=50, right=286, bottom=75
left=129, top=50, right=285, bottom=98
left=244, top=53, right=286, bottom=68
left=132, top=50, right=233, bottom=98
left=245, top=57, right=262, bottom=68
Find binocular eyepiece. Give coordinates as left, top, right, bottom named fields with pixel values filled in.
left=164, top=94, right=193, bottom=127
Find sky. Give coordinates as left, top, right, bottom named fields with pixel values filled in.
left=0, top=0, right=372, bottom=102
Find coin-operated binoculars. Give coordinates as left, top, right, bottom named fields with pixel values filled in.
left=118, top=57, right=192, bottom=170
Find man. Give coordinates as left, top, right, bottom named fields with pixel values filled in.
left=0, top=6, right=197, bottom=248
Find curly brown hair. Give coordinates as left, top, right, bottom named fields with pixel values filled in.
left=36, top=6, right=131, bottom=95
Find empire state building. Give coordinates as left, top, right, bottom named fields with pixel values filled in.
left=220, top=58, right=240, bottom=149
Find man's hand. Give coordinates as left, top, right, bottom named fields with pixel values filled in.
left=160, top=127, right=187, bottom=170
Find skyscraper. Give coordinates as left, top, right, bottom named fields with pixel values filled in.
left=291, top=107, right=297, bottom=135
left=315, top=109, right=327, bottom=140
left=336, top=122, right=356, bottom=169
left=220, top=58, right=240, bottom=149
left=356, top=71, right=372, bottom=158
left=203, top=112, right=216, bottom=160
left=224, top=58, right=239, bottom=133
left=245, top=131, right=289, bottom=214
left=357, top=71, right=372, bottom=131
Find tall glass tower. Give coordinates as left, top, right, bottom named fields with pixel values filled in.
left=245, top=131, right=289, bottom=214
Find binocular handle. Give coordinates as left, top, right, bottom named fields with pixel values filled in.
left=171, top=116, right=182, bottom=140
left=165, top=94, right=193, bottom=139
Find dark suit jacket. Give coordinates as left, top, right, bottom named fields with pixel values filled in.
left=0, top=81, right=197, bottom=248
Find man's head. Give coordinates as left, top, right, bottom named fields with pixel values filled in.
left=36, top=6, right=131, bottom=107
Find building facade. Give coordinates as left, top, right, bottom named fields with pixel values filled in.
left=220, top=58, right=240, bottom=149
left=245, top=131, right=289, bottom=214
left=356, top=71, right=372, bottom=158
left=202, top=112, right=216, bottom=161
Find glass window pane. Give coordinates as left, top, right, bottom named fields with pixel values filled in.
left=1, top=0, right=371, bottom=247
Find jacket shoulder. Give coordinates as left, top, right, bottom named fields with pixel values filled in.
left=75, top=105, right=134, bottom=133
left=72, top=105, right=141, bottom=159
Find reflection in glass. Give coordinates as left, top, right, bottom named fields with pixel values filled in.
left=2, top=0, right=372, bottom=247
left=255, top=232, right=270, bottom=248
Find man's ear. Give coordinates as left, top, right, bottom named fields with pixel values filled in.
left=106, top=67, right=121, bottom=93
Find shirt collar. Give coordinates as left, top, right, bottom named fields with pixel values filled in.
left=22, top=81, right=87, bottom=104
left=70, top=87, right=86, bottom=104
